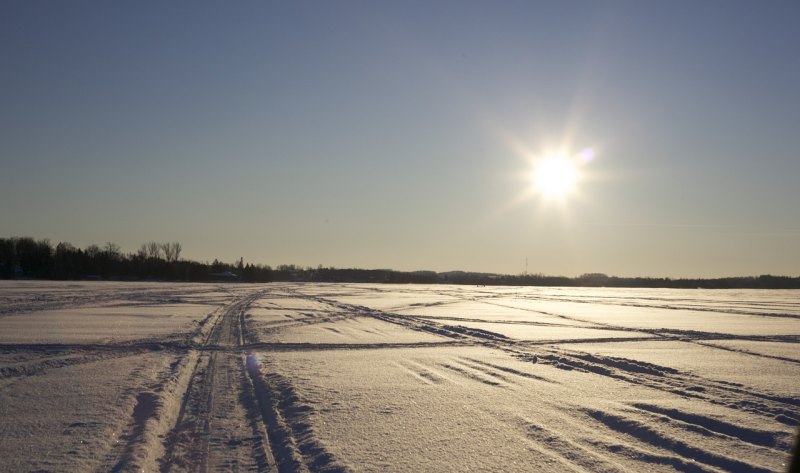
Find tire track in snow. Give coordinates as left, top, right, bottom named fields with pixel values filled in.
left=89, top=290, right=278, bottom=473
left=485, top=292, right=800, bottom=320
left=461, top=356, right=556, bottom=384
left=437, top=361, right=505, bottom=387
left=632, top=403, right=790, bottom=450
left=244, top=354, right=351, bottom=473
left=391, top=360, right=445, bottom=385
left=338, top=288, right=800, bottom=431
left=289, top=289, right=798, bottom=472
left=521, top=419, right=628, bottom=473
left=135, top=288, right=351, bottom=473
left=585, top=408, right=775, bottom=473
left=158, top=290, right=277, bottom=473
left=535, top=348, right=800, bottom=426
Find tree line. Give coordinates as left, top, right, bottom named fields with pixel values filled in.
left=2, top=236, right=799, bottom=288
left=0, top=237, right=272, bottom=282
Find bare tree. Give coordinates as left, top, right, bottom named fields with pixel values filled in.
left=56, top=242, right=76, bottom=254
left=137, top=244, right=148, bottom=259
left=147, top=241, right=161, bottom=259
left=85, top=244, right=101, bottom=258
left=103, top=242, right=122, bottom=260
left=141, top=241, right=181, bottom=261
left=161, top=242, right=175, bottom=262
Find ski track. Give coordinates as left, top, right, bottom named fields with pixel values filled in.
left=1, top=282, right=798, bottom=472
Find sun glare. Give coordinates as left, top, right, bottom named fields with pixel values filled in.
left=506, top=143, right=596, bottom=211
left=534, top=155, right=578, bottom=198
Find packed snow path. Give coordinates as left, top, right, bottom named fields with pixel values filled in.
left=0, top=281, right=798, bottom=472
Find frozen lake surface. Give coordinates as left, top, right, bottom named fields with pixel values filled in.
left=1, top=281, right=798, bottom=472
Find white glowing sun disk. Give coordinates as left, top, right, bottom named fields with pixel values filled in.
left=535, top=156, right=578, bottom=197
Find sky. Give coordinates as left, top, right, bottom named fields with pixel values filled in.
left=2, top=1, right=799, bottom=278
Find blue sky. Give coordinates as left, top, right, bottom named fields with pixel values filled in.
left=2, top=1, right=799, bottom=277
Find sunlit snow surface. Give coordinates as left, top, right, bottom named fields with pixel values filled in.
left=1, top=281, right=798, bottom=472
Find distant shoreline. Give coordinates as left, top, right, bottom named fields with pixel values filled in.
left=3, top=237, right=798, bottom=289
left=3, top=273, right=800, bottom=290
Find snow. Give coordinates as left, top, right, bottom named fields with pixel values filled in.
left=558, top=340, right=800, bottom=396
left=452, top=320, right=654, bottom=341
left=0, top=281, right=798, bottom=472
left=704, top=339, right=800, bottom=361
left=0, top=351, right=178, bottom=472
left=250, top=316, right=450, bottom=344
left=0, top=304, right=213, bottom=343
left=498, top=298, right=800, bottom=335
left=396, top=299, right=599, bottom=326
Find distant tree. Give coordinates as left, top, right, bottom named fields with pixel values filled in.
left=53, top=242, right=79, bottom=279
left=15, top=237, right=53, bottom=277
left=6, top=234, right=800, bottom=288
left=210, top=258, right=226, bottom=273
left=0, top=238, right=14, bottom=278
left=161, top=242, right=174, bottom=262
left=85, top=244, right=101, bottom=259
left=103, top=242, right=122, bottom=260
left=147, top=241, right=161, bottom=259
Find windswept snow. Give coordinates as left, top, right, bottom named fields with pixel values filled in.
left=558, top=340, right=800, bottom=396
left=252, top=316, right=450, bottom=344
left=0, top=281, right=798, bottom=472
left=0, top=304, right=213, bottom=344
left=449, top=320, right=654, bottom=342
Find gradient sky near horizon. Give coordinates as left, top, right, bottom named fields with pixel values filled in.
left=2, top=1, right=799, bottom=277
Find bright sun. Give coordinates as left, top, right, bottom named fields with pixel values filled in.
left=534, top=155, right=578, bottom=198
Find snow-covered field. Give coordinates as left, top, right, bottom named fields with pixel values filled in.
left=1, top=281, right=798, bottom=472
